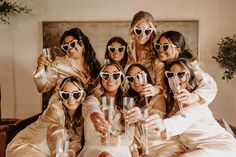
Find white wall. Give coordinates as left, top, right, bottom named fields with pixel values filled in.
left=1, top=0, right=236, bottom=125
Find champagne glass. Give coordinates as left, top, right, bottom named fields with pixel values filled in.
left=55, top=130, right=69, bottom=157
left=168, top=77, right=185, bottom=116
left=123, top=97, right=134, bottom=136
left=139, top=107, right=149, bottom=157
left=56, top=140, right=69, bottom=157
left=102, top=96, right=115, bottom=145
left=42, top=48, right=51, bottom=72
left=138, top=71, right=149, bottom=106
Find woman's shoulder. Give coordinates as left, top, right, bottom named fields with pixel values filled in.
left=43, top=100, right=65, bottom=122
left=83, top=95, right=100, bottom=104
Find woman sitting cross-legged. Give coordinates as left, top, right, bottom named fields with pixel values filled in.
left=145, top=58, right=236, bottom=157
left=78, top=63, right=135, bottom=157
left=6, top=76, right=85, bottom=157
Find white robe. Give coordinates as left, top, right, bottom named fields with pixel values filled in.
left=78, top=95, right=135, bottom=157
left=164, top=104, right=236, bottom=157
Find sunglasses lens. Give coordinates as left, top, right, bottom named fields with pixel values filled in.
left=70, top=40, right=76, bottom=48
left=144, top=29, right=152, bottom=35
left=73, top=92, right=81, bottom=99
left=62, top=45, right=69, bottom=51
left=118, top=47, right=125, bottom=53
left=113, top=73, right=121, bottom=80
left=163, top=45, right=169, bottom=51
left=127, top=77, right=134, bottom=82
left=134, top=28, right=142, bottom=36
left=136, top=74, right=142, bottom=80
left=61, top=92, right=70, bottom=100
left=101, top=73, right=109, bottom=80
left=155, top=44, right=161, bottom=51
left=177, top=72, right=185, bottom=79
left=108, top=47, right=116, bottom=53
left=166, top=72, right=174, bottom=78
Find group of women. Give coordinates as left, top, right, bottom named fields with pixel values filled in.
left=6, top=11, right=236, bottom=157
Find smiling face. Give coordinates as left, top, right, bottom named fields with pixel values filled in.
left=169, top=63, right=188, bottom=89
left=127, top=66, right=144, bottom=93
left=157, top=36, right=180, bottom=63
left=108, top=42, right=125, bottom=63
left=63, top=35, right=84, bottom=59
left=101, top=65, right=122, bottom=96
left=133, top=22, right=153, bottom=45
left=61, top=81, right=83, bottom=112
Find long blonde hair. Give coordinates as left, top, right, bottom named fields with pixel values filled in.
left=128, top=11, right=157, bottom=52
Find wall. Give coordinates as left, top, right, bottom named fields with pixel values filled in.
left=0, top=0, right=236, bottom=125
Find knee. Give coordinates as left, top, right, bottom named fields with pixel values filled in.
left=98, top=151, right=113, bottom=157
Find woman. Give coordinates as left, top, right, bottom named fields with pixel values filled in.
left=34, top=27, right=101, bottom=107
left=104, top=36, right=128, bottom=69
left=6, top=76, right=86, bottom=157
left=125, top=63, right=184, bottom=157
left=79, top=63, right=135, bottom=157
left=127, top=11, right=157, bottom=66
left=154, top=31, right=217, bottom=107
left=145, top=59, right=236, bottom=157
left=126, top=11, right=164, bottom=96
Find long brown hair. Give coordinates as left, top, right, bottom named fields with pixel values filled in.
left=164, top=59, right=197, bottom=115
left=59, top=76, right=86, bottom=131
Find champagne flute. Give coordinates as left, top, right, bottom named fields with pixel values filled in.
left=138, top=71, right=149, bottom=107
left=139, top=107, right=149, bottom=157
left=102, top=96, right=115, bottom=145
left=168, top=77, right=185, bottom=116
left=123, top=97, right=134, bottom=136
left=42, top=48, right=51, bottom=72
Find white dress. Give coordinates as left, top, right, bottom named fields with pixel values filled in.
left=163, top=103, right=236, bottom=157
left=78, top=95, right=135, bottom=157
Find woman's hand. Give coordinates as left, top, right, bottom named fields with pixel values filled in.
left=144, top=113, right=165, bottom=132
left=37, top=54, right=51, bottom=67
left=175, top=89, right=200, bottom=105
left=125, top=107, right=142, bottom=124
left=100, top=133, right=118, bottom=145
left=141, top=83, right=157, bottom=97
left=90, top=112, right=108, bottom=134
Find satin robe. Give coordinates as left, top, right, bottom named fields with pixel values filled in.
left=6, top=101, right=83, bottom=157
left=163, top=103, right=236, bottom=157
left=78, top=95, right=135, bottom=157
left=33, top=56, right=91, bottom=109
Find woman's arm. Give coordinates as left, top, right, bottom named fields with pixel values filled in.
left=150, top=104, right=206, bottom=140
left=33, top=56, right=59, bottom=93
left=191, top=61, right=218, bottom=105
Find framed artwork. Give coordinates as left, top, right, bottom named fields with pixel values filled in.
left=42, top=20, right=198, bottom=110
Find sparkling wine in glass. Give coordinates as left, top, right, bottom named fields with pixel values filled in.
left=123, top=97, right=134, bottom=136
left=139, top=107, right=149, bottom=156
left=138, top=71, right=148, bottom=106
left=168, top=77, right=185, bottom=116
left=102, top=96, right=114, bottom=145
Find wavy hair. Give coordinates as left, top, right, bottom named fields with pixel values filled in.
left=60, top=28, right=101, bottom=79
left=90, top=63, right=127, bottom=109
left=59, top=76, right=86, bottom=132
left=128, top=11, right=157, bottom=59
left=104, top=36, right=128, bottom=69
left=164, top=59, right=198, bottom=115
